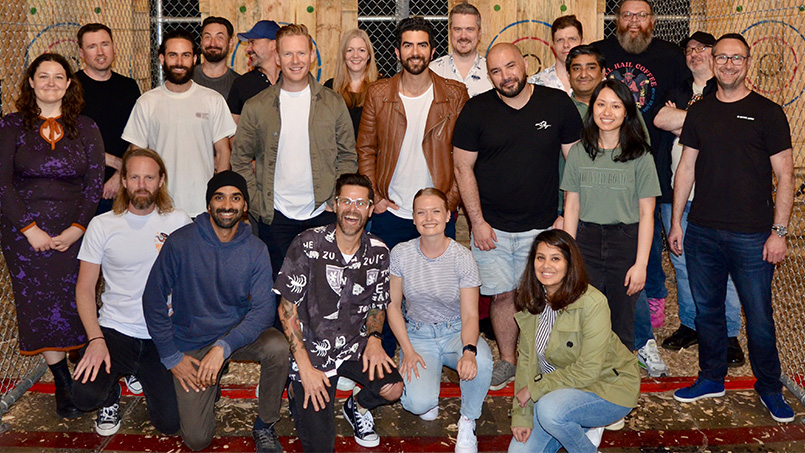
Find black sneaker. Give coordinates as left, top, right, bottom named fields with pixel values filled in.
left=252, top=422, right=283, bottom=453
left=342, top=395, right=380, bottom=447
left=727, top=337, right=746, bottom=367
left=661, top=325, right=698, bottom=350
left=95, top=383, right=122, bottom=436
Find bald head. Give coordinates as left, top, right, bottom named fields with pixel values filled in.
left=487, top=43, right=528, bottom=98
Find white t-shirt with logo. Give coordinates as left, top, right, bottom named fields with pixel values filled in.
left=274, top=86, right=325, bottom=220
left=122, top=82, right=237, bottom=216
left=388, top=85, right=435, bottom=219
left=77, top=209, right=192, bottom=339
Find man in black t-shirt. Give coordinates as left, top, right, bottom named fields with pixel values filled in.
left=227, top=20, right=281, bottom=124
left=453, top=43, right=581, bottom=391
left=668, top=34, right=795, bottom=424
left=76, top=23, right=141, bottom=215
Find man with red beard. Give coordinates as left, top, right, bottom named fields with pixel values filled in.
left=358, top=16, right=469, bottom=357
left=591, top=0, right=688, bottom=378
left=192, top=16, right=239, bottom=98
left=72, top=148, right=190, bottom=437
left=123, top=29, right=237, bottom=217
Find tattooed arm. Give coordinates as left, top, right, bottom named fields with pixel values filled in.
left=362, top=308, right=397, bottom=381
left=278, top=297, right=331, bottom=411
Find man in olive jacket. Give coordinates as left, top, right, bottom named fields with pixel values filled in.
left=231, top=23, right=357, bottom=277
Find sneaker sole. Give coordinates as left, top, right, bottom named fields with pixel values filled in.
left=637, top=360, right=669, bottom=378
left=673, top=389, right=725, bottom=403
left=760, top=399, right=796, bottom=423
left=605, top=418, right=625, bottom=431
left=489, top=376, right=514, bottom=391
left=95, top=421, right=121, bottom=436
left=341, top=405, right=380, bottom=448
left=455, top=443, right=479, bottom=453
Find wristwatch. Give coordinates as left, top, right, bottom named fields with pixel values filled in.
left=772, top=224, right=789, bottom=238
left=462, top=344, right=477, bottom=355
left=368, top=331, right=383, bottom=340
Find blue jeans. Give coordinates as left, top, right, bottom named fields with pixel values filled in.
left=400, top=319, right=493, bottom=420
left=508, top=388, right=632, bottom=453
left=633, top=290, right=656, bottom=350
left=471, top=228, right=545, bottom=296
left=645, top=203, right=668, bottom=299
left=685, top=223, right=781, bottom=394
left=661, top=203, right=742, bottom=336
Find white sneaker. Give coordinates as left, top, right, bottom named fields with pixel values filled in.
left=420, top=405, right=439, bottom=421
left=637, top=339, right=669, bottom=378
left=455, top=415, right=478, bottom=453
left=123, top=375, right=142, bottom=395
left=585, top=427, right=604, bottom=447
left=337, top=376, right=356, bottom=391
left=605, top=418, right=625, bottom=431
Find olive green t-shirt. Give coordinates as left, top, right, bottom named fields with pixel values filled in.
left=561, top=142, right=660, bottom=225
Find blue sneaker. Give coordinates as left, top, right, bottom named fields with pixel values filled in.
left=673, top=378, right=725, bottom=403
left=760, top=393, right=795, bottom=423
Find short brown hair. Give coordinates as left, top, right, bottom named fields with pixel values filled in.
left=113, top=148, right=174, bottom=215
left=77, top=23, right=113, bottom=48
left=449, top=3, right=481, bottom=29
left=276, top=24, right=313, bottom=52
left=551, top=15, right=583, bottom=40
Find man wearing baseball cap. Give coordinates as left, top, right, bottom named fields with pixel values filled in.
left=653, top=31, right=746, bottom=369
left=228, top=20, right=282, bottom=123
left=143, top=171, right=289, bottom=452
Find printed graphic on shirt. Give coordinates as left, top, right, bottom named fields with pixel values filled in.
left=604, top=62, right=658, bottom=114
left=580, top=166, right=631, bottom=190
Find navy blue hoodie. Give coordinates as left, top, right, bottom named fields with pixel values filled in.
left=143, top=212, right=275, bottom=369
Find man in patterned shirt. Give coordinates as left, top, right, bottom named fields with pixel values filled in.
left=274, top=173, right=403, bottom=452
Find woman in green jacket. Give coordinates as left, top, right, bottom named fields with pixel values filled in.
left=509, top=230, right=640, bottom=453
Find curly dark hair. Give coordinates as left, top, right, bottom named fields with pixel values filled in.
left=515, top=230, right=589, bottom=315
left=15, top=53, right=84, bottom=139
left=581, top=78, right=650, bottom=163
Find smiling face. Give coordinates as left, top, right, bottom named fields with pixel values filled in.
left=396, top=30, right=434, bottom=76
left=276, top=34, right=315, bottom=88
left=208, top=186, right=246, bottom=230
left=335, top=184, right=372, bottom=237
left=487, top=44, right=528, bottom=98
left=713, top=38, right=750, bottom=92
left=246, top=38, right=277, bottom=70
left=534, top=242, right=568, bottom=297
left=345, top=36, right=370, bottom=75
left=412, top=194, right=450, bottom=237
left=200, top=23, right=232, bottom=63
left=568, top=54, right=603, bottom=99
left=449, top=13, right=480, bottom=58
left=159, top=37, right=195, bottom=85
left=592, top=87, right=626, bottom=133
left=29, top=60, right=70, bottom=106
left=616, top=0, right=654, bottom=54
left=553, top=26, right=582, bottom=65
left=79, top=29, right=116, bottom=73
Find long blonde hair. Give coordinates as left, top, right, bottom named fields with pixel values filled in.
left=332, top=29, right=378, bottom=108
left=112, top=148, right=174, bottom=215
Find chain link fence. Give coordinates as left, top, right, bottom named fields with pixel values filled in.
left=150, top=0, right=201, bottom=87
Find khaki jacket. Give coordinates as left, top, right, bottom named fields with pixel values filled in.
left=231, top=73, right=357, bottom=223
left=511, top=285, right=640, bottom=429
left=357, top=70, right=469, bottom=211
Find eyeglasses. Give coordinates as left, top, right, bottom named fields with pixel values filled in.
left=685, top=45, right=711, bottom=55
left=335, top=196, right=373, bottom=209
left=714, top=54, right=748, bottom=66
left=619, top=11, right=653, bottom=21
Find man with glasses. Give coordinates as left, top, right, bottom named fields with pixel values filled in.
left=668, top=33, right=796, bottom=424
left=275, top=173, right=403, bottom=451
left=591, top=0, right=688, bottom=377
left=653, top=32, right=745, bottom=368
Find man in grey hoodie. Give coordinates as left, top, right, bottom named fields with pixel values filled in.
left=143, top=171, right=288, bottom=452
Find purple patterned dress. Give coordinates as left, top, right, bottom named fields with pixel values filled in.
left=0, top=113, right=104, bottom=354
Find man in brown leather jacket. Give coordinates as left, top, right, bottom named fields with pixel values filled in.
left=357, top=16, right=469, bottom=357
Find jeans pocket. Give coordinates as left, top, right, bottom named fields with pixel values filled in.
left=619, top=223, right=639, bottom=241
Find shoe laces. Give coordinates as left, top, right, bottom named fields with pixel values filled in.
left=97, top=404, right=119, bottom=423
left=648, top=298, right=663, bottom=313
left=354, top=407, right=375, bottom=434
left=254, top=424, right=279, bottom=446
left=641, top=341, right=661, bottom=362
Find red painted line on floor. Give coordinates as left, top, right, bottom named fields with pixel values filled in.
left=24, top=375, right=758, bottom=399
left=2, top=424, right=805, bottom=452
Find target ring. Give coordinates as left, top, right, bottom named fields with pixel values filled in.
left=741, top=19, right=805, bottom=106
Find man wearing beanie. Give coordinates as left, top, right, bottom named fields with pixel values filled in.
left=143, top=171, right=289, bottom=452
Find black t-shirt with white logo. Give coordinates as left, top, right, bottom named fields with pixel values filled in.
left=680, top=91, right=791, bottom=232
left=453, top=86, right=582, bottom=232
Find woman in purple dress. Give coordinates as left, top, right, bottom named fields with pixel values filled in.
left=0, top=53, right=104, bottom=418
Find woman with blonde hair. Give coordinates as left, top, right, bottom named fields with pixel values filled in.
left=324, top=28, right=379, bottom=136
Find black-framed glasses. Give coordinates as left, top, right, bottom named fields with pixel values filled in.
left=714, top=54, right=748, bottom=66
left=685, top=45, right=711, bottom=55
left=619, top=11, right=652, bottom=21
left=335, top=196, right=373, bottom=210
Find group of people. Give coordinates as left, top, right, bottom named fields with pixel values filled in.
left=0, top=0, right=797, bottom=451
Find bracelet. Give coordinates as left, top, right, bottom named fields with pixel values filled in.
left=87, top=336, right=105, bottom=344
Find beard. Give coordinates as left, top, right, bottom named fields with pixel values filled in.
left=163, top=61, right=193, bottom=85
left=128, top=189, right=157, bottom=211
left=616, top=24, right=653, bottom=54
left=495, top=75, right=527, bottom=98
left=202, top=46, right=227, bottom=63
left=336, top=209, right=368, bottom=236
left=400, top=55, right=430, bottom=75
left=211, top=207, right=241, bottom=229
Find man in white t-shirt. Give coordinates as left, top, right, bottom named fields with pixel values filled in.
left=123, top=29, right=237, bottom=217
left=429, top=3, right=492, bottom=97
left=357, top=17, right=469, bottom=357
left=72, top=148, right=191, bottom=437
left=231, top=23, right=357, bottom=279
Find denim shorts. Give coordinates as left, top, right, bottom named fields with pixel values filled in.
left=471, top=227, right=546, bottom=295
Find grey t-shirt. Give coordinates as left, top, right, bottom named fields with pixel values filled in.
left=390, top=238, right=482, bottom=324
left=192, top=66, right=240, bottom=99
